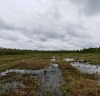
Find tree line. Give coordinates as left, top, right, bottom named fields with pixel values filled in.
left=0, top=47, right=100, bottom=55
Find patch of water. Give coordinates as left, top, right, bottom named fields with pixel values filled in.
left=36, top=64, right=64, bottom=96
left=51, top=59, right=56, bottom=61
left=51, top=56, right=56, bottom=61
left=64, top=58, right=74, bottom=61
left=70, top=62, right=100, bottom=83
left=64, top=58, right=100, bottom=83
left=0, top=64, right=58, bottom=76
left=70, top=62, right=100, bottom=74
left=0, top=64, right=64, bottom=96
left=0, top=82, right=25, bottom=93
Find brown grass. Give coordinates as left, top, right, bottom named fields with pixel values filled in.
left=52, top=57, right=100, bottom=96
left=10, top=57, right=50, bottom=70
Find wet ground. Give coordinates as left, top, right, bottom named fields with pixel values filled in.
left=0, top=57, right=64, bottom=96
left=64, top=58, right=100, bottom=83
left=1, top=56, right=100, bottom=95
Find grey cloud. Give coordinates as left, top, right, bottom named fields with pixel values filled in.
left=0, top=16, right=12, bottom=30
left=0, top=15, right=26, bottom=32
left=70, top=0, right=100, bottom=16
left=62, top=23, right=92, bottom=39
left=84, top=0, right=100, bottom=16
left=46, top=31, right=65, bottom=39
left=0, top=0, right=100, bottom=50
left=0, top=30, right=18, bottom=42
left=27, top=40, right=33, bottom=43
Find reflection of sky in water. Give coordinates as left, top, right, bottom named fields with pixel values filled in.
left=70, top=62, right=100, bottom=74
left=64, top=58, right=100, bottom=83
left=51, top=59, right=56, bottom=61
left=64, top=58, right=100, bottom=74
left=0, top=64, right=58, bottom=76
left=64, top=58, right=74, bottom=61
left=0, top=63, right=64, bottom=95
left=51, top=56, right=56, bottom=61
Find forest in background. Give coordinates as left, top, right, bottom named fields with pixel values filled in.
left=0, top=47, right=100, bottom=55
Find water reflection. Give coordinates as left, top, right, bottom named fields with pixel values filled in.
left=70, top=62, right=100, bottom=74
left=64, top=58, right=100, bottom=83
left=64, top=58, right=74, bottom=62
left=0, top=63, right=64, bottom=96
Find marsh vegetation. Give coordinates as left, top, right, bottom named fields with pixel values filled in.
left=0, top=52, right=100, bottom=96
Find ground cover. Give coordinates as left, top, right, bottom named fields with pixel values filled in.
left=0, top=53, right=100, bottom=96
left=54, top=58, right=100, bottom=96
left=62, top=53, right=100, bottom=64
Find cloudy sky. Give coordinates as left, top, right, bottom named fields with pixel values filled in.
left=0, top=0, right=100, bottom=50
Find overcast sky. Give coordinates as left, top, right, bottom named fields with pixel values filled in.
left=0, top=0, right=100, bottom=50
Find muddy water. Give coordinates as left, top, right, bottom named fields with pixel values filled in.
left=64, top=58, right=100, bottom=83
left=0, top=59, right=64, bottom=95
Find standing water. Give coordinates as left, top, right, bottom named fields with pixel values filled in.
left=64, top=58, right=100, bottom=83
left=0, top=57, right=64, bottom=95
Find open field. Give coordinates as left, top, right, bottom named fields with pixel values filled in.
left=0, top=53, right=100, bottom=96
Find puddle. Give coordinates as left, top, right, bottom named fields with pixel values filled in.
left=64, top=58, right=74, bottom=62
left=70, top=62, right=100, bottom=74
left=64, top=58, right=100, bottom=83
left=51, top=59, right=56, bottom=61
left=64, top=58, right=85, bottom=62
left=51, top=56, right=56, bottom=61
left=52, top=56, right=55, bottom=58
left=0, top=64, right=64, bottom=95
left=70, top=62, right=100, bottom=83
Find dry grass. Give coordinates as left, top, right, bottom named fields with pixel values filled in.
left=62, top=71, right=100, bottom=96
left=0, top=54, right=35, bottom=64
left=55, top=59, right=76, bottom=70
left=0, top=56, right=50, bottom=73
left=11, top=57, right=50, bottom=70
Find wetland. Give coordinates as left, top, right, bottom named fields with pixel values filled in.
left=0, top=53, right=100, bottom=96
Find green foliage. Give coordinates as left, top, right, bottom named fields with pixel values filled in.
left=65, top=85, right=72, bottom=93
left=0, top=46, right=100, bottom=55
left=43, top=69, right=47, bottom=75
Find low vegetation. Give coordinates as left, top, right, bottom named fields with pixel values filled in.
left=0, top=48, right=100, bottom=95
left=55, top=58, right=100, bottom=96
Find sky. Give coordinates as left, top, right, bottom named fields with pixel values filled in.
left=0, top=0, right=100, bottom=50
